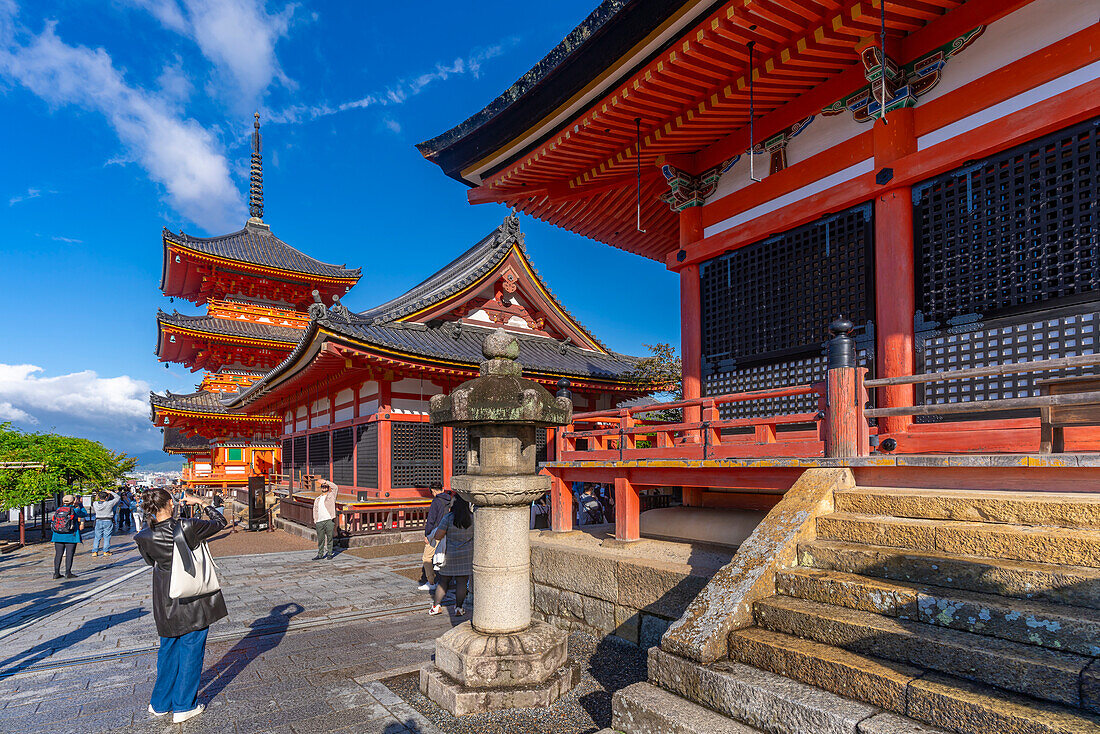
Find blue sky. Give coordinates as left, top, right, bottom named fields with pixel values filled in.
left=0, top=0, right=681, bottom=466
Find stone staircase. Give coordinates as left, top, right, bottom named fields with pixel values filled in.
left=603, top=487, right=1100, bottom=734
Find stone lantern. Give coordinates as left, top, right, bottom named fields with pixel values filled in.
left=419, top=329, right=578, bottom=715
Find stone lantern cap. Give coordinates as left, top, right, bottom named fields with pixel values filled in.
left=430, top=329, right=572, bottom=427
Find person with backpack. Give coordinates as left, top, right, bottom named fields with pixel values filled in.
left=578, top=485, right=605, bottom=525
left=135, top=488, right=228, bottom=723
left=51, top=494, right=90, bottom=579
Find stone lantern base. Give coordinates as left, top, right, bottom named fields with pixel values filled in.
left=419, top=621, right=580, bottom=716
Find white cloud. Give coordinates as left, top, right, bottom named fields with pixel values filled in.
left=0, top=364, right=151, bottom=422
left=382, top=117, right=401, bottom=134
left=0, top=401, right=33, bottom=422
left=51, top=235, right=82, bottom=243
left=269, top=40, right=515, bottom=125
left=0, top=364, right=162, bottom=450
left=8, top=186, right=54, bottom=205
left=129, top=0, right=295, bottom=108
left=0, top=15, right=245, bottom=229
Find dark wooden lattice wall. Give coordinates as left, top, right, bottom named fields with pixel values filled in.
left=913, top=117, right=1100, bottom=409
left=700, top=203, right=875, bottom=418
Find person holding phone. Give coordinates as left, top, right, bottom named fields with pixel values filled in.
left=135, top=489, right=228, bottom=723
left=309, top=475, right=339, bottom=560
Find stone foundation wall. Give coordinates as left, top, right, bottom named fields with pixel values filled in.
left=530, top=526, right=725, bottom=647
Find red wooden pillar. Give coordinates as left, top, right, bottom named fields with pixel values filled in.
left=378, top=381, right=392, bottom=496
left=824, top=320, right=870, bottom=458
left=614, top=475, right=640, bottom=542
left=682, top=487, right=702, bottom=507
left=679, top=207, right=704, bottom=426
left=442, top=427, right=453, bottom=490
left=873, top=109, right=917, bottom=435
left=549, top=473, right=573, bottom=533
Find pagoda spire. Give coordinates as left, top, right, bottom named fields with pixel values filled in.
left=248, top=112, right=264, bottom=222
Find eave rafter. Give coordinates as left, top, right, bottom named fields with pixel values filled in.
left=460, top=0, right=999, bottom=262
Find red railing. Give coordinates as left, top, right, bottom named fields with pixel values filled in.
left=279, top=495, right=430, bottom=537
left=560, top=384, right=827, bottom=462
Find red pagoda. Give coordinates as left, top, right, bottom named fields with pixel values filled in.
left=151, top=114, right=362, bottom=491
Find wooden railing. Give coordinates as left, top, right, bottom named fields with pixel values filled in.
left=279, top=495, right=430, bottom=537
left=560, top=384, right=827, bottom=462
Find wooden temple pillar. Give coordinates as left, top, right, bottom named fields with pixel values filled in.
left=872, top=109, right=917, bottom=435
left=679, top=207, right=704, bottom=427
left=614, top=475, right=640, bottom=542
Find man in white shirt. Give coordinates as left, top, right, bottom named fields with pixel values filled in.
left=310, top=476, right=339, bottom=560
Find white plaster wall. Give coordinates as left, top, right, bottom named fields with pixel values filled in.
left=334, top=406, right=354, bottom=422
left=391, top=398, right=429, bottom=415
left=917, top=0, right=1095, bottom=109
left=359, top=400, right=379, bottom=417
left=335, top=388, right=355, bottom=406
left=311, top=397, right=330, bottom=427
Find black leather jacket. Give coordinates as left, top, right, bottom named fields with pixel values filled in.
left=135, top=505, right=228, bottom=638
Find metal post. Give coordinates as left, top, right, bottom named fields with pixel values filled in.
left=824, top=317, right=870, bottom=458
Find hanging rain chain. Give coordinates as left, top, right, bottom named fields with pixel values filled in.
left=880, top=0, right=889, bottom=125
left=747, top=40, right=761, bottom=183
left=635, top=118, right=646, bottom=233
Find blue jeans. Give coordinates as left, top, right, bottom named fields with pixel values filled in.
left=92, top=519, right=114, bottom=552
left=151, top=627, right=209, bottom=713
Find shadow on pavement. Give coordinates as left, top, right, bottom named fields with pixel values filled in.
left=200, top=602, right=304, bottom=700
left=385, top=720, right=432, bottom=733
left=0, top=608, right=148, bottom=677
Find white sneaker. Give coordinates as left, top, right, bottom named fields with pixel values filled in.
left=417, top=582, right=430, bottom=591
left=172, top=704, right=204, bottom=723
left=148, top=704, right=169, bottom=717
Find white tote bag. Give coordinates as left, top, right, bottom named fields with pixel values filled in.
left=432, top=536, right=447, bottom=571
left=169, top=521, right=221, bottom=599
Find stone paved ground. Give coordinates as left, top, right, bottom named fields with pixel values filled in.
left=0, top=530, right=638, bottom=734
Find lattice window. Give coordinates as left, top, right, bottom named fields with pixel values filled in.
left=704, top=343, right=873, bottom=419
left=308, top=431, right=330, bottom=480
left=452, top=427, right=468, bottom=476
left=536, top=428, right=547, bottom=465
left=915, top=117, right=1099, bottom=324
left=391, top=423, right=443, bottom=489
left=915, top=306, right=1099, bottom=415
left=332, top=427, right=354, bottom=486
left=355, top=424, right=378, bottom=488
left=281, top=438, right=292, bottom=474
left=292, top=436, right=306, bottom=476
left=700, top=203, right=874, bottom=367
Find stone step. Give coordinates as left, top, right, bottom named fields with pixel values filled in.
left=776, top=567, right=1100, bottom=656
left=815, top=512, right=1100, bottom=568
left=835, top=488, right=1100, bottom=529
left=754, top=595, right=1094, bottom=709
left=611, top=682, right=761, bottom=734
left=728, top=627, right=1100, bottom=734
left=797, top=539, right=1100, bottom=609
left=649, top=646, right=882, bottom=734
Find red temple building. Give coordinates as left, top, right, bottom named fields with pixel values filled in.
left=413, top=4, right=1100, bottom=730
left=150, top=115, right=361, bottom=491
left=419, top=0, right=1100, bottom=533
left=223, top=213, right=647, bottom=511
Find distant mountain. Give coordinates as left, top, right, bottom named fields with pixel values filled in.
left=131, top=450, right=185, bottom=473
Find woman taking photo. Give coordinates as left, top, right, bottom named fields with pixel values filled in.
left=135, top=488, right=228, bottom=723
left=428, top=496, right=474, bottom=616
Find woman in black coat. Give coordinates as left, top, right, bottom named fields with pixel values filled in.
left=135, top=488, right=228, bottom=723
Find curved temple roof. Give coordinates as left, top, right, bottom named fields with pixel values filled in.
left=157, top=310, right=304, bottom=345
left=150, top=389, right=231, bottom=417
left=162, top=427, right=211, bottom=454
left=417, top=0, right=689, bottom=184
left=162, top=220, right=361, bottom=283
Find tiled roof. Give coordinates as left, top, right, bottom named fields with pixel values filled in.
left=158, top=310, right=303, bottom=344
left=357, top=215, right=608, bottom=351
left=162, top=427, right=210, bottom=453
left=331, top=319, right=638, bottom=380
left=164, top=220, right=360, bottom=280
left=150, top=389, right=229, bottom=416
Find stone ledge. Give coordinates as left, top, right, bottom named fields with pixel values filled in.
left=545, top=453, right=1100, bottom=469
left=277, top=518, right=425, bottom=548
left=419, top=661, right=579, bottom=716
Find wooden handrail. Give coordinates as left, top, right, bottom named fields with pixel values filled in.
left=865, top=390, right=1100, bottom=418
left=572, top=384, right=818, bottom=421
left=864, top=353, right=1100, bottom=388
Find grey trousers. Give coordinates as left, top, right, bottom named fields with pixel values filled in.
left=316, top=519, right=335, bottom=557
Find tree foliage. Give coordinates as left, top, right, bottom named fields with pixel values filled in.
left=0, top=423, right=136, bottom=511
left=625, top=343, right=683, bottom=422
